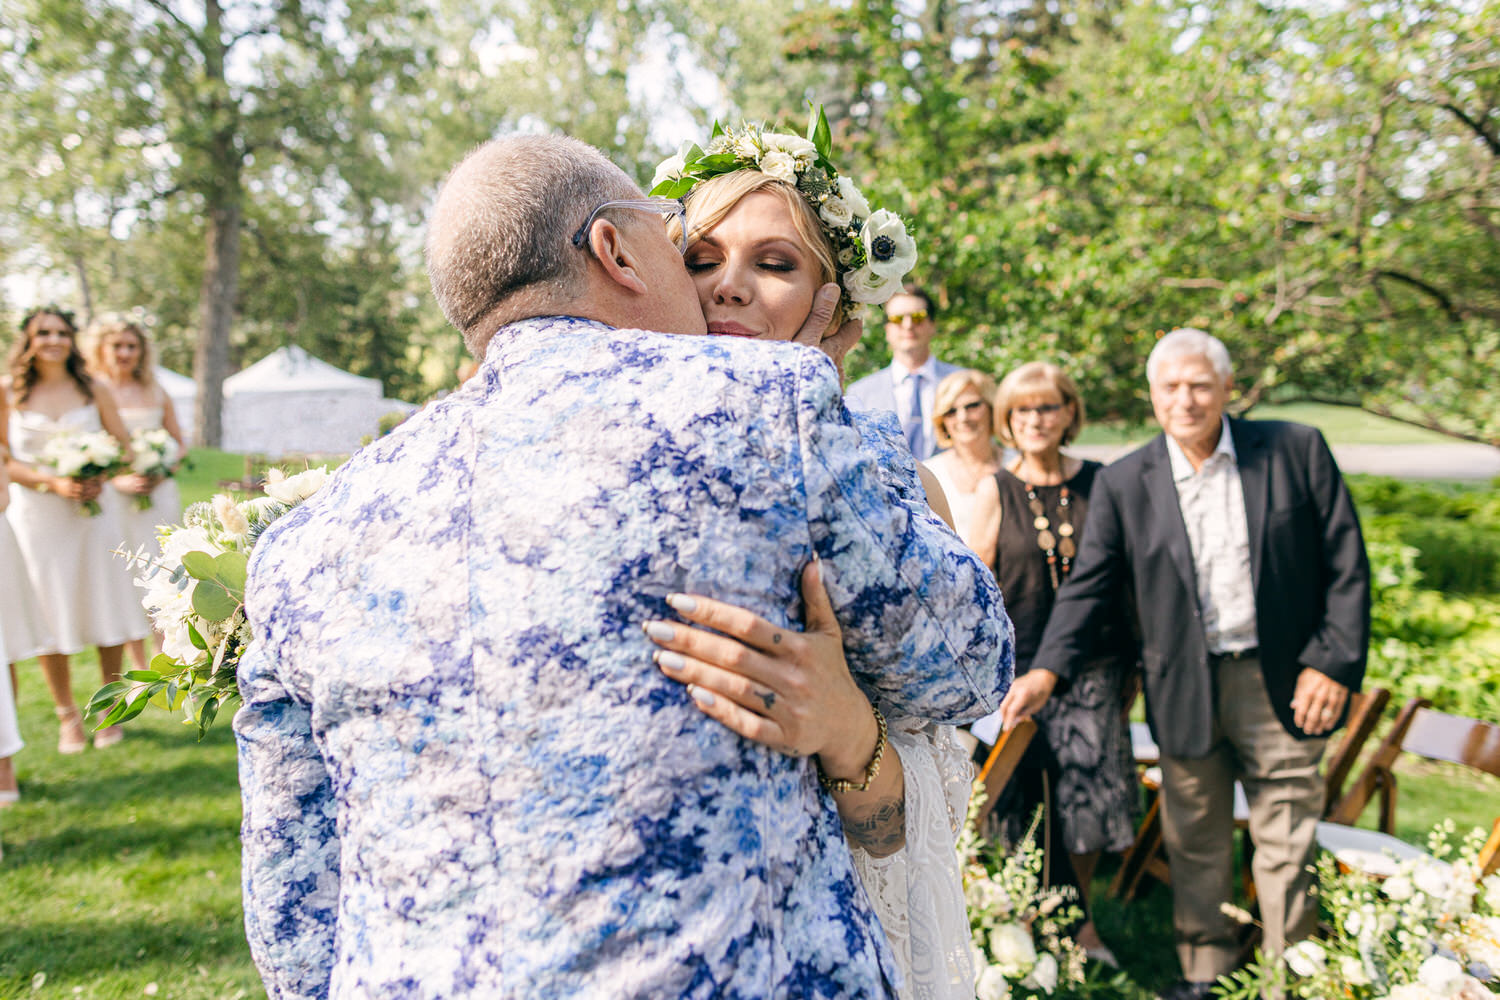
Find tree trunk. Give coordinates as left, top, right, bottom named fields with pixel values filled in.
left=194, top=191, right=240, bottom=448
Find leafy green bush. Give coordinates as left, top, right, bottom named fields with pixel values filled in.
left=1350, top=477, right=1500, bottom=596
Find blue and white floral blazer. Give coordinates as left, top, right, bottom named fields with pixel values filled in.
left=234, top=316, right=1013, bottom=1000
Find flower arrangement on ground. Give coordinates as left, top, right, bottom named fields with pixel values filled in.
left=650, top=106, right=918, bottom=305
left=126, top=427, right=180, bottom=509
left=1216, top=820, right=1500, bottom=999
left=39, top=429, right=127, bottom=515
left=962, top=795, right=1088, bottom=999
left=87, top=466, right=330, bottom=736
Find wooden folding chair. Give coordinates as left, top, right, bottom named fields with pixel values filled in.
left=1323, top=698, right=1500, bottom=876
left=1110, top=687, right=1391, bottom=902
left=971, top=717, right=1036, bottom=832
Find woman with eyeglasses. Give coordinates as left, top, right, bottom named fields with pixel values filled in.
left=924, top=369, right=1003, bottom=540
left=964, top=360, right=1140, bottom=965
left=641, top=125, right=985, bottom=999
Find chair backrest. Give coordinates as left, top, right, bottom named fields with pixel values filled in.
left=972, top=718, right=1036, bottom=830
left=1322, top=687, right=1391, bottom=814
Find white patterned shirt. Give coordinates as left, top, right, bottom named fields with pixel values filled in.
left=1165, top=417, right=1259, bottom=654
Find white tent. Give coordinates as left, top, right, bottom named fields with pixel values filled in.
left=222, top=346, right=417, bottom=457
left=154, top=366, right=197, bottom=445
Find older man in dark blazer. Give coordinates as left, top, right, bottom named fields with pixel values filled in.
left=1000, top=328, right=1370, bottom=1000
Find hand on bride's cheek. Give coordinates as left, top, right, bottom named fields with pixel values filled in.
left=687, top=191, right=824, bottom=343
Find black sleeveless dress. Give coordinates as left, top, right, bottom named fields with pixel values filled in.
left=992, top=461, right=1140, bottom=860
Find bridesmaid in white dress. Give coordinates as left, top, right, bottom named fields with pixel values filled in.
left=85, top=316, right=186, bottom=673
left=4, top=308, right=145, bottom=753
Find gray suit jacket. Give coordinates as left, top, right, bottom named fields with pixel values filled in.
left=845, top=359, right=962, bottom=459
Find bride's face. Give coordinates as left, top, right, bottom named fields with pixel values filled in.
left=686, top=191, right=823, bottom=343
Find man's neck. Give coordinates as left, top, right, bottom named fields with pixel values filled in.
left=892, top=349, right=932, bottom=375
left=1172, top=422, right=1224, bottom=473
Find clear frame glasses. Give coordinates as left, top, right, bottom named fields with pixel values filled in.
left=571, top=197, right=688, bottom=255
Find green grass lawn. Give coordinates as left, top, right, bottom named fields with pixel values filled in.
left=1, top=450, right=1493, bottom=998
left=1075, top=401, right=1460, bottom=448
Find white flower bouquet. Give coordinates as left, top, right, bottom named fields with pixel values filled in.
left=1217, top=820, right=1500, bottom=999
left=88, top=466, right=330, bottom=736
left=39, top=428, right=128, bottom=515
left=126, top=427, right=180, bottom=509
left=962, top=798, right=1088, bottom=999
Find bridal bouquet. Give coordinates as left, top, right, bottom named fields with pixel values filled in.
left=39, top=429, right=128, bottom=515
left=126, top=427, right=179, bottom=509
left=1216, top=820, right=1500, bottom=1000
left=88, top=466, right=330, bottom=736
left=962, top=798, right=1088, bottom=999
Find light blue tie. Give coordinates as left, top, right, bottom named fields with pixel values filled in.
left=903, top=373, right=925, bottom=457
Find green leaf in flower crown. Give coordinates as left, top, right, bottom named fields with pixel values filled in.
left=650, top=176, right=695, bottom=199
left=710, top=120, right=725, bottom=141
left=181, top=550, right=218, bottom=581
left=190, top=579, right=239, bottom=622
left=809, top=104, right=832, bottom=161
left=696, top=153, right=742, bottom=171
left=213, top=549, right=248, bottom=597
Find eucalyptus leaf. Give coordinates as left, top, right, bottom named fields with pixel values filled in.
left=182, top=550, right=218, bottom=581
left=190, top=580, right=240, bottom=622
left=213, top=549, right=249, bottom=595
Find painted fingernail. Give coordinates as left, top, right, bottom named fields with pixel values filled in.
left=656, top=650, right=686, bottom=672
left=644, top=622, right=675, bottom=642
left=688, top=685, right=716, bottom=708
left=665, top=594, right=697, bottom=614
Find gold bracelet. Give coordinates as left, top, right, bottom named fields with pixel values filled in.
left=817, top=704, right=887, bottom=794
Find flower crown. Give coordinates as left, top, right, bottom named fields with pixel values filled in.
left=650, top=107, right=918, bottom=305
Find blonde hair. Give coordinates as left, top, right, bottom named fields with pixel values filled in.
left=932, top=368, right=997, bottom=449
left=84, top=316, right=158, bottom=393
left=676, top=170, right=850, bottom=328
left=994, top=361, right=1086, bottom=448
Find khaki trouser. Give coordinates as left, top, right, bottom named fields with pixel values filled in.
left=1158, top=655, right=1327, bottom=982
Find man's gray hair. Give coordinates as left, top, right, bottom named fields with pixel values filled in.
left=1146, top=327, right=1234, bottom=384
left=425, top=134, right=640, bottom=356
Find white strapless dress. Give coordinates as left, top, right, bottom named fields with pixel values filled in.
left=0, top=513, right=51, bottom=663
left=6, top=407, right=149, bottom=653
left=115, top=403, right=183, bottom=559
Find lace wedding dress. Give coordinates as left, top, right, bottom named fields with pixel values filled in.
left=850, top=718, right=977, bottom=1000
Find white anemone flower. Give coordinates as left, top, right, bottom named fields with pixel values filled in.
left=861, top=209, right=918, bottom=278
left=842, top=263, right=904, bottom=304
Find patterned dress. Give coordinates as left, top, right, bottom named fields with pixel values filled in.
left=235, top=316, right=1014, bottom=1000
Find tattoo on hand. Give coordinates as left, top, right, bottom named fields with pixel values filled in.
left=757, top=690, right=775, bottom=711
left=845, top=796, right=906, bottom=857
left=771, top=632, right=782, bottom=645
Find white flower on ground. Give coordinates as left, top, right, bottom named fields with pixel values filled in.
left=1021, top=952, right=1058, bottom=994
left=651, top=141, right=694, bottom=191
left=836, top=176, right=871, bottom=218
left=988, top=923, right=1036, bottom=977
left=842, top=263, right=904, bottom=304
left=213, top=495, right=250, bottom=538
left=819, top=195, right=853, bottom=228
left=1284, top=940, right=1327, bottom=977
left=264, top=466, right=329, bottom=505
left=758, top=150, right=797, bottom=184
left=762, top=132, right=817, bottom=168
left=861, top=209, right=918, bottom=278
left=974, top=964, right=1012, bottom=1000
left=1418, top=954, right=1467, bottom=995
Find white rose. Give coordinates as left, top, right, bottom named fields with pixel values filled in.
left=836, top=176, right=871, bottom=218
left=651, top=141, right=693, bottom=191
left=1418, top=954, right=1466, bottom=995
left=861, top=208, right=918, bottom=278
left=1339, top=956, right=1371, bottom=985
left=1385, top=874, right=1415, bottom=901
left=842, top=263, right=904, bottom=304
left=1283, top=940, right=1327, bottom=977
left=819, top=195, right=853, bottom=228
left=733, top=133, right=761, bottom=160
left=758, top=150, right=797, bottom=184
left=988, top=923, right=1036, bottom=977
left=264, top=466, right=329, bottom=505
left=1021, top=952, right=1058, bottom=994
left=975, top=964, right=1012, bottom=1000
left=763, top=131, right=817, bottom=168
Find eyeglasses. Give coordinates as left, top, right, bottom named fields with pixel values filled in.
left=571, top=197, right=688, bottom=255
left=1012, top=403, right=1066, bottom=419
left=887, top=309, right=929, bottom=326
left=940, top=400, right=988, bottom=420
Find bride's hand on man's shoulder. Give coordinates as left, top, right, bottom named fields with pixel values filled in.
left=640, top=559, right=872, bottom=763
left=792, top=284, right=862, bottom=383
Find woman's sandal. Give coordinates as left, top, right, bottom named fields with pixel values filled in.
left=93, top=725, right=124, bottom=749
left=56, top=706, right=88, bottom=754
left=0, top=757, right=18, bottom=807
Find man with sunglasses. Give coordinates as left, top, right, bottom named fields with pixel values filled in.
left=234, top=134, right=1009, bottom=999
left=845, top=284, right=960, bottom=460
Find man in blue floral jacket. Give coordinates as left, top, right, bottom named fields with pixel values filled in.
left=234, top=134, right=1012, bottom=1000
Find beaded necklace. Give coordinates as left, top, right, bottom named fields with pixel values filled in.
left=1022, top=480, right=1077, bottom=591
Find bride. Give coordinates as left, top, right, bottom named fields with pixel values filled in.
left=641, top=118, right=986, bottom=1000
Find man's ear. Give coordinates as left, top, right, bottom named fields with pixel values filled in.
left=587, top=219, right=648, bottom=296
